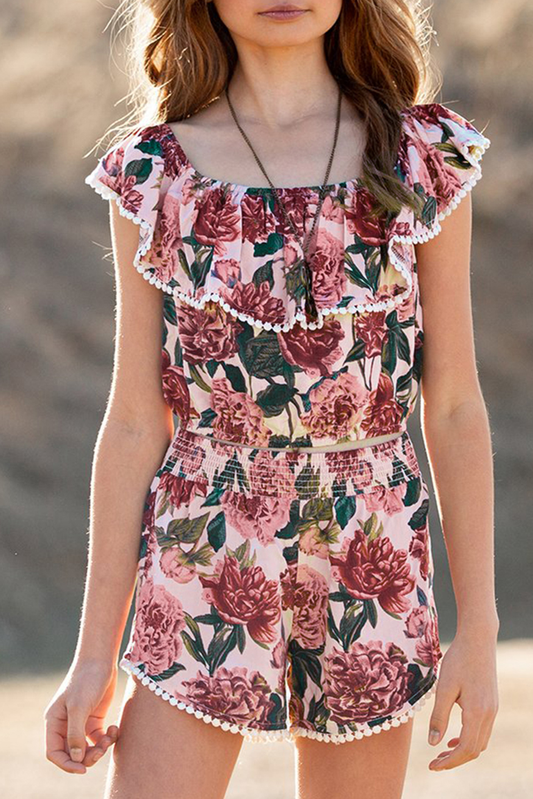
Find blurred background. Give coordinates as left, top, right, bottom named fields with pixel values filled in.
left=0, top=0, right=532, bottom=796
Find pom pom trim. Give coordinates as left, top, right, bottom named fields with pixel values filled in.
left=84, top=174, right=414, bottom=332
left=86, top=130, right=489, bottom=331
left=120, top=658, right=439, bottom=745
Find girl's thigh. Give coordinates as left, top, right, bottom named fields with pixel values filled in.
left=104, top=674, right=244, bottom=799
left=294, top=718, right=414, bottom=799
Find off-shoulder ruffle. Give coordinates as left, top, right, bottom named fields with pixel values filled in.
left=85, top=103, right=490, bottom=331
left=395, top=102, right=491, bottom=243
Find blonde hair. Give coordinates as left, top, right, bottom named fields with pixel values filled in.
left=99, top=0, right=442, bottom=216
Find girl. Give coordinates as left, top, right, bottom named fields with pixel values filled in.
left=44, top=2, right=499, bottom=797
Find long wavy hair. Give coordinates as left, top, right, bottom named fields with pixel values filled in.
left=99, top=0, right=441, bottom=217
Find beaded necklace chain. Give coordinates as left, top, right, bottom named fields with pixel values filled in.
left=224, top=84, right=343, bottom=320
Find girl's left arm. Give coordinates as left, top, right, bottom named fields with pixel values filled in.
left=415, top=190, right=500, bottom=772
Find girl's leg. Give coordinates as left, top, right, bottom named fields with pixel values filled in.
left=103, top=674, right=244, bottom=799
left=294, top=718, right=414, bottom=799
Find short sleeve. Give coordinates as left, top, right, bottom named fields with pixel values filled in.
left=84, top=126, right=167, bottom=283
left=398, top=102, right=491, bottom=242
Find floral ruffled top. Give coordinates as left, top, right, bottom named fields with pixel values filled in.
left=85, top=102, right=490, bottom=448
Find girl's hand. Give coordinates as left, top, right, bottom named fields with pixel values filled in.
left=427, top=629, right=499, bottom=771
left=44, top=659, right=120, bottom=774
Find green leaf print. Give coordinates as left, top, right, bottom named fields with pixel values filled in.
left=236, top=623, right=246, bottom=654
left=167, top=513, right=209, bottom=544
left=242, top=331, right=286, bottom=379
left=363, top=512, right=383, bottom=541
left=327, top=606, right=343, bottom=644
left=266, top=693, right=285, bottom=727
left=344, top=338, right=366, bottom=363
left=182, top=631, right=208, bottom=667
left=136, top=140, right=163, bottom=157
left=339, top=603, right=368, bottom=650
left=206, top=359, right=219, bottom=377
left=294, top=463, right=321, bottom=499
left=208, top=625, right=240, bottom=674
left=222, top=363, right=247, bottom=393
left=190, top=247, right=214, bottom=289
left=403, top=476, right=422, bottom=507
left=163, top=296, right=177, bottom=327
left=207, top=511, right=226, bottom=552
left=124, top=158, right=153, bottom=184
left=364, top=599, right=378, bottom=628
left=253, top=232, right=284, bottom=257
left=334, top=495, right=357, bottom=529
left=256, top=383, right=298, bottom=417
left=302, top=497, right=333, bottom=522
left=408, top=498, right=429, bottom=531
left=148, top=661, right=186, bottom=681
left=201, top=486, right=225, bottom=507
left=285, top=258, right=308, bottom=302
left=189, top=363, right=212, bottom=393
left=252, top=260, right=274, bottom=289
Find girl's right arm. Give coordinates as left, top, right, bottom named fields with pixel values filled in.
left=44, top=202, right=175, bottom=774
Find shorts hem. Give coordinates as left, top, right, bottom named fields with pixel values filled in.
left=120, top=658, right=440, bottom=745
left=289, top=672, right=439, bottom=744
left=120, top=659, right=288, bottom=743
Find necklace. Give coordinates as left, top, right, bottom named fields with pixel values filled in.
left=224, top=84, right=343, bottom=321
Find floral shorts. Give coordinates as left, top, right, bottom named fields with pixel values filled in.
left=120, top=428, right=443, bottom=744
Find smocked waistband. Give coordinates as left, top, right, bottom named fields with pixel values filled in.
left=160, top=428, right=422, bottom=499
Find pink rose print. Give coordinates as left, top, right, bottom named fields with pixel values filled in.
left=299, top=524, right=329, bottom=559
left=177, top=301, right=243, bottom=365
left=405, top=131, right=463, bottom=213
left=361, top=373, right=404, bottom=436
left=409, top=526, right=430, bottom=580
left=100, top=147, right=144, bottom=216
left=198, top=555, right=281, bottom=645
left=193, top=186, right=241, bottom=256
left=291, top=564, right=330, bottom=649
left=249, top=449, right=297, bottom=497
left=354, top=311, right=388, bottom=358
left=330, top=527, right=415, bottom=614
left=211, top=377, right=270, bottom=447
left=323, top=640, right=412, bottom=725
left=301, top=372, right=370, bottom=440
left=161, top=350, right=197, bottom=423
left=277, top=317, right=345, bottom=377
left=405, top=606, right=429, bottom=639
left=142, top=488, right=157, bottom=533
left=415, top=616, right=442, bottom=667
left=129, top=578, right=186, bottom=674
left=309, top=229, right=346, bottom=307
left=157, top=472, right=200, bottom=510
left=345, top=188, right=389, bottom=246
left=221, top=280, right=286, bottom=326
left=181, top=666, right=275, bottom=726
left=213, top=257, right=241, bottom=286
left=221, top=490, right=292, bottom=546
left=270, top=637, right=289, bottom=695
left=363, top=482, right=406, bottom=516
left=159, top=548, right=196, bottom=584
left=241, top=193, right=277, bottom=242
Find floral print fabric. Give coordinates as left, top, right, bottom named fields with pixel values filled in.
left=85, top=102, right=490, bottom=448
left=120, top=429, right=442, bottom=743
left=83, top=100, right=490, bottom=741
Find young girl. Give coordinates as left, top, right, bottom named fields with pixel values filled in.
left=44, top=1, right=499, bottom=796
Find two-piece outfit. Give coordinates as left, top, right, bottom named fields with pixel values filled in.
left=85, top=101, right=490, bottom=744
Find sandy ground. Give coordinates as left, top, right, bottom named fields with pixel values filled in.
left=0, top=639, right=531, bottom=799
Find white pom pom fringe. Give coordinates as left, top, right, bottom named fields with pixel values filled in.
left=120, top=659, right=439, bottom=745
left=86, top=135, right=488, bottom=331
